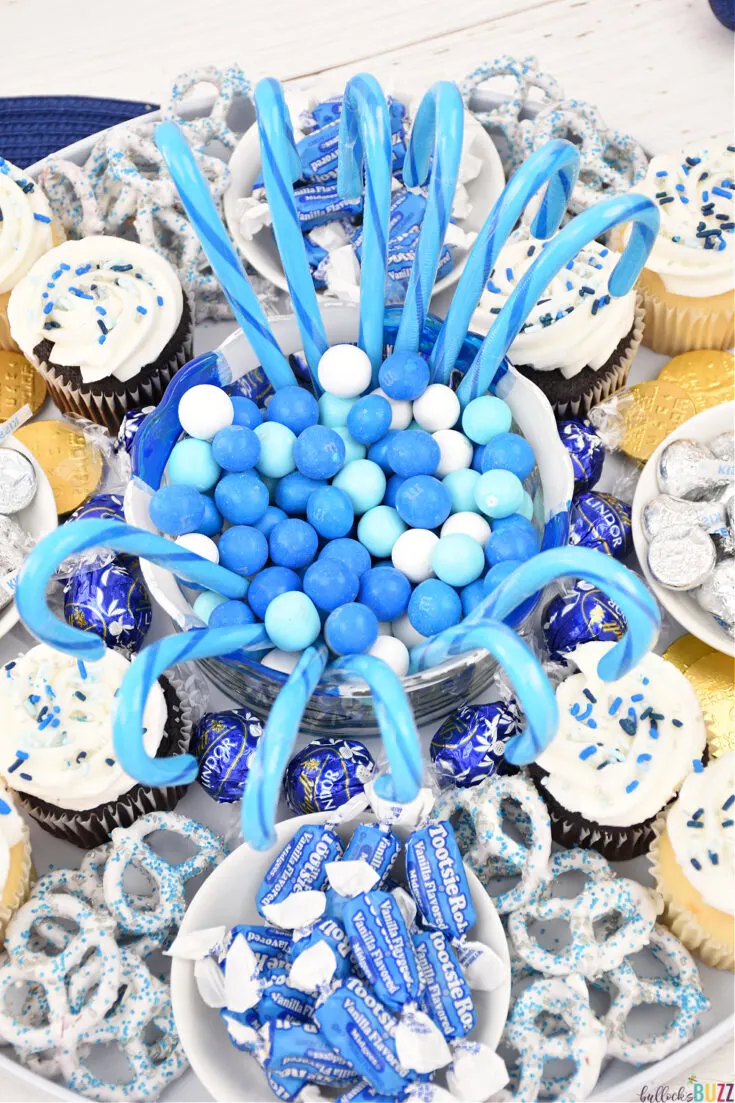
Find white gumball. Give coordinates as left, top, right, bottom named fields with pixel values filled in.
left=175, top=533, right=220, bottom=563
left=372, top=388, right=412, bottom=430
left=178, top=385, right=234, bottom=441
left=262, top=649, right=302, bottom=674
left=441, top=511, right=492, bottom=547
left=318, top=344, right=372, bottom=398
left=391, top=528, right=438, bottom=583
left=412, top=384, right=460, bottom=432
left=391, top=613, right=427, bottom=651
left=368, top=634, right=410, bottom=677
left=433, top=429, right=473, bottom=477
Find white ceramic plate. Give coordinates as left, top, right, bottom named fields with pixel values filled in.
left=223, top=85, right=505, bottom=296
left=170, top=810, right=510, bottom=1103
left=631, top=400, right=735, bottom=657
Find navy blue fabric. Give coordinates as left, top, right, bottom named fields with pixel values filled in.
left=0, top=96, right=159, bottom=169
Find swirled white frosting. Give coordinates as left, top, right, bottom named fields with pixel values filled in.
left=632, top=148, right=735, bottom=297
left=0, top=644, right=165, bottom=811
left=8, top=236, right=183, bottom=385
left=536, top=642, right=707, bottom=827
left=667, top=750, right=735, bottom=915
left=0, top=781, right=25, bottom=897
left=476, top=227, right=635, bottom=378
left=0, top=158, right=56, bottom=295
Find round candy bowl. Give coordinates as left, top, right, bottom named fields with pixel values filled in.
left=631, top=399, right=735, bottom=658
left=125, top=303, right=573, bottom=733
left=169, top=808, right=511, bottom=1103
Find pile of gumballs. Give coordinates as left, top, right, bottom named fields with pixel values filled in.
left=148, top=343, right=539, bottom=676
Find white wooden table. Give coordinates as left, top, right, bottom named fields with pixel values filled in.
left=1, top=0, right=733, bottom=1097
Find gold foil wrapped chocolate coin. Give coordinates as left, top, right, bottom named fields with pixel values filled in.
left=658, top=350, right=735, bottom=414
left=14, top=421, right=102, bottom=516
left=685, top=650, right=735, bottom=759
left=0, top=350, right=47, bottom=422
left=620, top=380, right=696, bottom=463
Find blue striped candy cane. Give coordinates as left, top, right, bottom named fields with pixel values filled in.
left=429, top=139, right=580, bottom=384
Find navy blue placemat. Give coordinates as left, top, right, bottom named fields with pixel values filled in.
left=0, top=95, right=160, bottom=168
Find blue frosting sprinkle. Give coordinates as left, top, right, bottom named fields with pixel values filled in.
left=136, top=306, right=148, bottom=315
left=625, top=780, right=639, bottom=793
left=722, top=794, right=735, bottom=811
left=608, top=697, right=623, bottom=716
left=631, top=693, right=644, bottom=702
left=690, top=858, right=702, bottom=870
left=0, top=798, right=10, bottom=814
left=579, top=745, right=596, bottom=760
left=157, top=295, right=164, bottom=306
left=709, top=852, right=719, bottom=865
left=672, top=719, right=683, bottom=728
left=77, top=659, right=88, bottom=680
left=583, top=689, right=597, bottom=703
left=692, top=759, right=704, bottom=773
left=19, top=772, right=32, bottom=782
left=34, top=213, right=51, bottom=223
left=636, top=753, right=652, bottom=764
left=73, top=691, right=86, bottom=701
left=105, top=757, right=115, bottom=766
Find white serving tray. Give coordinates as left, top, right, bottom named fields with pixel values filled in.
left=0, top=90, right=731, bottom=1103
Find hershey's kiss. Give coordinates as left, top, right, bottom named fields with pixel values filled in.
left=709, top=431, right=735, bottom=463
left=695, top=558, right=735, bottom=637
left=647, top=524, right=716, bottom=591
left=642, top=494, right=728, bottom=542
left=657, top=439, right=734, bottom=501
left=0, top=449, right=37, bottom=515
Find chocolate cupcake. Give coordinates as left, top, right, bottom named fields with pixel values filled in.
left=528, top=641, right=707, bottom=860
left=471, top=226, right=644, bottom=419
left=8, top=236, right=193, bottom=434
left=0, top=644, right=192, bottom=847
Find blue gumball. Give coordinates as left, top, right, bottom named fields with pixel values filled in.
left=367, top=430, right=399, bottom=472
left=267, top=385, right=319, bottom=435
left=483, top=560, right=523, bottom=596
left=378, top=350, right=429, bottom=400
left=306, top=485, right=354, bottom=539
left=484, top=517, right=538, bottom=567
left=304, top=559, right=360, bottom=612
left=319, top=537, right=371, bottom=578
left=230, top=396, right=263, bottom=429
left=253, top=505, right=287, bottom=538
left=215, top=471, right=269, bottom=525
left=324, top=602, right=379, bottom=655
left=395, top=475, right=451, bottom=529
left=384, top=475, right=405, bottom=508
left=481, top=433, right=535, bottom=481
left=211, top=425, right=261, bottom=472
left=294, top=425, right=346, bottom=481
left=461, top=579, right=486, bottom=617
left=269, top=518, right=319, bottom=569
left=359, top=566, right=411, bottom=621
left=218, top=525, right=269, bottom=577
left=408, top=579, right=462, bottom=636
left=275, top=472, right=326, bottom=515
left=192, top=590, right=228, bottom=624
left=248, top=565, right=302, bottom=620
left=198, top=495, right=223, bottom=537
left=209, top=600, right=256, bottom=628
left=149, top=485, right=206, bottom=536
left=346, top=394, right=393, bottom=445
left=386, top=430, right=440, bottom=477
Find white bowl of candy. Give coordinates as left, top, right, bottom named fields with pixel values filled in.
left=224, top=85, right=505, bottom=299
left=169, top=808, right=510, bottom=1102
left=631, top=400, right=735, bottom=657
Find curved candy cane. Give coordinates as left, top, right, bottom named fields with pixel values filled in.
left=393, top=82, right=464, bottom=354
left=456, top=192, right=660, bottom=406
left=16, top=520, right=250, bottom=657
left=411, top=547, right=661, bottom=687
left=241, top=644, right=329, bottom=850
left=154, top=121, right=297, bottom=392
left=429, top=138, right=580, bottom=384
left=113, top=624, right=269, bottom=788
left=338, top=74, right=393, bottom=381
left=328, top=654, right=423, bottom=804
left=254, top=79, right=327, bottom=391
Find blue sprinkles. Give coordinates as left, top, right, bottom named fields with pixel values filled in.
left=77, top=659, right=88, bottom=680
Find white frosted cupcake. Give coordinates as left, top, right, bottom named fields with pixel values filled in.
left=529, top=641, right=708, bottom=859
left=0, top=157, right=62, bottom=351
left=0, top=644, right=192, bottom=847
left=8, top=236, right=193, bottom=433
left=651, top=751, right=735, bottom=971
left=615, top=147, right=734, bottom=355
left=471, top=226, right=644, bottom=418
left=0, top=782, right=32, bottom=948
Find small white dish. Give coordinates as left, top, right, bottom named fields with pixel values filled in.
left=223, top=86, right=505, bottom=297
left=631, top=400, right=734, bottom=657
left=0, top=437, right=57, bottom=640
left=170, top=809, right=510, bottom=1103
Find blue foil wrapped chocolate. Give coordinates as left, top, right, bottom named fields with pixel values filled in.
left=63, top=561, right=152, bottom=655
left=68, top=493, right=125, bottom=524
left=569, top=491, right=632, bottom=560
left=116, top=407, right=154, bottom=455
left=284, top=736, right=374, bottom=815
left=194, top=709, right=263, bottom=803
left=557, top=419, right=605, bottom=494
left=542, top=580, right=627, bottom=660
left=430, top=701, right=521, bottom=787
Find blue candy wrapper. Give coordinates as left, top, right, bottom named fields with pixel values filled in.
left=257, top=823, right=343, bottom=925
left=542, top=579, right=627, bottom=661
left=116, top=407, right=154, bottom=456
left=63, top=560, right=152, bottom=655
left=194, top=709, right=262, bottom=803
left=557, top=419, right=605, bottom=494
left=68, top=492, right=125, bottom=524
left=430, top=702, right=521, bottom=788
left=289, top=915, right=352, bottom=993
left=569, top=491, right=632, bottom=560
left=231, top=924, right=293, bottom=968
left=342, top=891, right=422, bottom=1013
left=405, top=822, right=475, bottom=941
left=260, top=1018, right=358, bottom=1088
left=342, top=822, right=401, bottom=879
left=284, top=736, right=374, bottom=815
left=227, top=368, right=273, bottom=409
left=257, top=972, right=317, bottom=1023
left=413, top=930, right=475, bottom=1040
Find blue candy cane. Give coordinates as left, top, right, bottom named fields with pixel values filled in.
left=456, top=192, right=660, bottom=406
left=430, top=139, right=580, bottom=384
left=154, top=121, right=297, bottom=392
left=393, top=82, right=464, bottom=354
left=254, top=79, right=327, bottom=391
left=338, top=75, right=393, bottom=382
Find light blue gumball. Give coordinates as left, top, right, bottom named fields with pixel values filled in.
left=264, top=591, right=321, bottom=651
left=442, top=468, right=481, bottom=514
left=431, top=533, right=485, bottom=587
left=461, top=395, right=512, bottom=445
left=255, top=421, right=297, bottom=478
left=357, top=505, right=407, bottom=559
left=192, top=590, right=228, bottom=624
left=167, top=438, right=221, bottom=492
left=318, top=393, right=356, bottom=428
left=475, top=469, right=524, bottom=519
left=333, top=459, right=386, bottom=515
left=334, top=427, right=367, bottom=464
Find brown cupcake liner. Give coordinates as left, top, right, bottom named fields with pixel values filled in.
left=649, top=815, right=734, bottom=971
left=636, top=270, right=734, bottom=357
left=15, top=676, right=193, bottom=848
left=34, top=294, right=194, bottom=435
left=0, top=823, right=33, bottom=948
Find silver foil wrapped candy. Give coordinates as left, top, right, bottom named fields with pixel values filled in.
left=647, top=524, right=716, bottom=591
left=0, top=449, right=37, bottom=514
left=658, top=439, right=734, bottom=501
left=695, top=559, right=735, bottom=638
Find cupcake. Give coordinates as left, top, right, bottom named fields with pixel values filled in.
left=528, top=641, right=707, bottom=860
left=7, top=236, right=193, bottom=434
left=0, top=781, right=32, bottom=948
left=0, top=644, right=192, bottom=847
left=0, top=157, right=62, bottom=351
left=614, top=148, right=734, bottom=356
left=650, top=751, right=734, bottom=971
left=470, top=225, right=644, bottom=419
